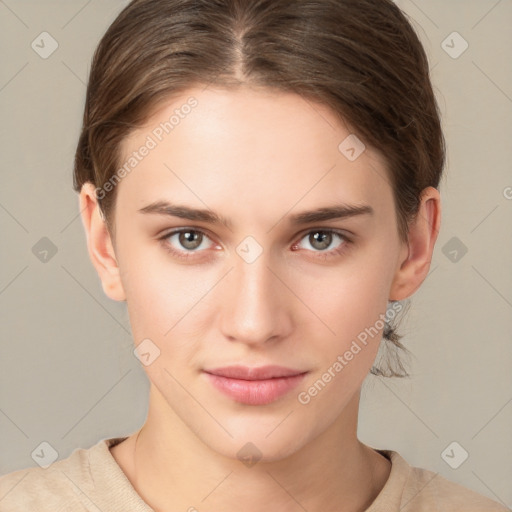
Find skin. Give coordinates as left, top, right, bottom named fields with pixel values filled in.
left=79, top=84, right=441, bottom=512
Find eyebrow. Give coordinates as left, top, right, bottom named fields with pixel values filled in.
left=138, top=200, right=374, bottom=228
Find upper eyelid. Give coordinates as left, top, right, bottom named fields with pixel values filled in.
left=295, top=227, right=351, bottom=239
left=159, top=226, right=217, bottom=244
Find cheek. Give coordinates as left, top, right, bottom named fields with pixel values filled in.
left=299, top=261, right=390, bottom=336
left=118, top=239, right=196, bottom=332
left=292, top=249, right=393, bottom=375
left=119, top=247, right=219, bottom=373
left=294, top=272, right=389, bottom=414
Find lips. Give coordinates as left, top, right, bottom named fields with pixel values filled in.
left=203, top=365, right=307, bottom=380
left=202, top=365, right=309, bottom=405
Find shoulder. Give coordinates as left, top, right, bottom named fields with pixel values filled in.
left=0, top=461, right=88, bottom=511
left=0, top=438, right=119, bottom=512
left=388, top=451, right=510, bottom=512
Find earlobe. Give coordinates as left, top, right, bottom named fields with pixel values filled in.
left=389, top=186, right=441, bottom=301
left=79, top=183, right=126, bottom=302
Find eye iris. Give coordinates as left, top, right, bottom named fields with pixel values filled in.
left=310, top=231, right=332, bottom=250
left=179, top=231, right=202, bottom=250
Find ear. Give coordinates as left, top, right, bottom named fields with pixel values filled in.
left=79, top=183, right=126, bottom=301
left=389, top=186, right=441, bottom=301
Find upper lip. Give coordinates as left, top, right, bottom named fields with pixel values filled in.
left=203, top=365, right=308, bottom=380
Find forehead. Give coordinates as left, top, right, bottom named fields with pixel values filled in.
left=116, top=85, right=394, bottom=224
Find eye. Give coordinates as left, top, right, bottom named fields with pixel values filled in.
left=292, top=229, right=351, bottom=258
left=158, top=227, right=352, bottom=262
left=159, top=228, right=217, bottom=259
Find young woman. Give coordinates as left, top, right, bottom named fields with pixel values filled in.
left=0, top=0, right=507, bottom=510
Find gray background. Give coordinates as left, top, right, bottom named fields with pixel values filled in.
left=0, top=0, right=511, bottom=507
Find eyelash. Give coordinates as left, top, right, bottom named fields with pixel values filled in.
left=157, top=228, right=353, bottom=261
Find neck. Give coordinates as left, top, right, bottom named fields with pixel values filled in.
left=113, top=385, right=391, bottom=512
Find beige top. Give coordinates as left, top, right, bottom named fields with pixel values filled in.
left=0, top=437, right=508, bottom=511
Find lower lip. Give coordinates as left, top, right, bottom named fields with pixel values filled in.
left=204, top=372, right=308, bottom=405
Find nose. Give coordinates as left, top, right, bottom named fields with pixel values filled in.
left=218, top=248, right=293, bottom=346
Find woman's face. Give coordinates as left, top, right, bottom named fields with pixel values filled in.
left=105, top=85, right=409, bottom=460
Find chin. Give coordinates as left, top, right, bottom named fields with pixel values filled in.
left=221, top=439, right=303, bottom=465
left=200, top=419, right=312, bottom=465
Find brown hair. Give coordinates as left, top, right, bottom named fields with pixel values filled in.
left=73, top=0, right=445, bottom=378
